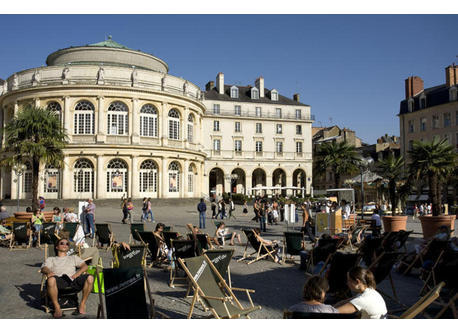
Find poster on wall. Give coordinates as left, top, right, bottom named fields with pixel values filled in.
left=47, top=174, right=58, bottom=190
left=169, top=174, right=177, bottom=192
left=112, top=173, right=123, bottom=190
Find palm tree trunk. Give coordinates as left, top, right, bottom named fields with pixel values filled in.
left=334, top=172, right=340, bottom=189
left=32, top=158, right=39, bottom=211
left=389, top=179, right=397, bottom=216
left=429, top=173, right=440, bottom=216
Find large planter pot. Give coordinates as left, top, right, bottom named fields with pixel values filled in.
left=419, top=215, right=456, bottom=240
left=14, top=211, right=54, bottom=221
left=382, top=215, right=408, bottom=232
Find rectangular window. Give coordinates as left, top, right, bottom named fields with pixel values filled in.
left=213, top=120, right=220, bottom=131
left=255, top=141, right=263, bottom=152
left=187, top=124, right=193, bottom=143
left=276, top=141, right=283, bottom=153
left=408, top=120, right=414, bottom=133
left=296, top=125, right=302, bottom=135
left=188, top=174, right=193, bottom=193
left=444, top=112, right=451, bottom=127
left=234, top=105, right=241, bottom=116
left=140, top=115, right=158, bottom=137
left=23, top=171, right=32, bottom=193
left=255, top=123, right=262, bottom=133
left=213, top=139, right=221, bottom=151
left=255, top=107, right=262, bottom=117
left=234, top=140, right=242, bottom=152
left=276, top=124, right=282, bottom=134
left=432, top=115, right=439, bottom=129
left=169, top=119, right=179, bottom=140
left=235, top=121, right=241, bottom=132
left=213, top=104, right=220, bottom=114
left=295, top=109, right=302, bottom=119
left=296, top=141, right=303, bottom=153
left=420, top=118, right=426, bottom=132
left=276, top=108, right=282, bottom=118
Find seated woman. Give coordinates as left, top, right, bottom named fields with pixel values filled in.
left=52, top=207, right=64, bottom=231
left=32, top=208, right=46, bottom=245
left=154, top=223, right=172, bottom=262
left=215, top=222, right=241, bottom=246
left=252, top=228, right=281, bottom=263
left=336, top=266, right=387, bottom=319
left=288, top=275, right=338, bottom=313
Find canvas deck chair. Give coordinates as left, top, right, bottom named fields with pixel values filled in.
left=346, top=223, right=369, bottom=250
left=112, top=244, right=147, bottom=268
left=306, top=237, right=344, bottom=274
left=203, top=248, right=234, bottom=288
left=163, top=231, right=179, bottom=249
left=178, top=254, right=261, bottom=318
left=187, top=232, right=213, bottom=255
left=136, top=230, right=161, bottom=267
left=129, top=223, right=144, bottom=244
left=326, top=252, right=360, bottom=300
left=169, top=239, right=196, bottom=288
left=38, top=223, right=57, bottom=248
left=400, top=239, right=448, bottom=275
left=282, top=231, right=305, bottom=264
left=237, top=229, right=280, bottom=265
left=9, top=222, right=32, bottom=250
left=40, top=274, right=81, bottom=314
left=93, top=223, right=114, bottom=250
left=283, top=310, right=361, bottom=319
left=62, top=222, right=79, bottom=240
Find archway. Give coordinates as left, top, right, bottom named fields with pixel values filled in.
left=272, top=168, right=287, bottom=196
left=231, top=168, right=246, bottom=194
left=252, top=168, right=266, bottom=196
left=209, top=167, right=225, bottom=196
left=293, top=168, right=306, bottom=197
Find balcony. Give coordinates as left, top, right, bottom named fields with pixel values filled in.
left=205, top=108, right=315, bottom=121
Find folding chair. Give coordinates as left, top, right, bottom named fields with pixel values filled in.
left=203, top=248, right=234, bottom=288
left=129, top=223, right=144, bottom=244
left=112, top=245, right=147, bottom=268
left=169, top=239, right=196, bottom=288
left=237, top=229, right=280, bottom=265
left=136, top=230, right=161, bottom=267
left=346, top=223, right=369, bottom=250
left=40, top=274, right=81, bottom=314
left=163, top=231, right=179, bottom=249
left=283, top=310, right=361, bottom=319
left=282, top=231, right=305, bottom=264
left=178, top=254, right=261, bottom=318
left=62, top=222, right=80, bottom=240
left=9, top=222, right=32, bottom=250
left=326, top=252, right=360, bottom=300
left=400, top=239, right=448, bottom=276
left=93, top=223, right=114, bottom=250
left=38, top=223, right=57, bottom=249
left=306, top=237, right=344, bottom=274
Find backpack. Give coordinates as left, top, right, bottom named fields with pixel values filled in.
left=127, top=202, right=133, bottom=210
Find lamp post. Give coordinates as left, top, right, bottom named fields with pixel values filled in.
left=359, top=157, right=374, bottom=220
left=13, top=165, right=27, bottom=212
left=225, top=173, right=239, bottom=198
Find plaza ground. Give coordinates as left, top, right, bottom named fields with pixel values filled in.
left=0, top=199, right=455, bottom=319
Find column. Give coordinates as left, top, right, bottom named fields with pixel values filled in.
left=245, top=174, right=252, bottom=196
left=286, top=174, right=293, bottom=197
left=199, top=117, right=203, bottom=151
left=1, top=107, right=6, bottom=146
left=11, top=169, right=18, bottom=200
left=127, top=157, right=133, bottom=198
left=96, top=155, right=105, bottom=199
left=63, top=96, right=71, bottom=142
left=224, top=173, right=231, bottom=195
left=161, top=102, right=168, bottom=146
left=61, top=157, right=71, bottom=199
left=131, top=155, right=139, bottom=198
left=13, top=101, right=18, bottom=117
left=161, top=158, right=168, bottom=198
left=97, top=96, right=106, bottom=142
left=183, top=107, right=189, bottom=149
left=183, top=160, right=189, bottom=198
left=131, top=98, right=140, bottom=144
left=202, top=164, right=209, bottom=197
left=266, top=173, right=273, bottom=188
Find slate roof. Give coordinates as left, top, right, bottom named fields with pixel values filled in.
left=399, top=84, right=452, bottom=115
left=204, top=84, right=309, bottom=107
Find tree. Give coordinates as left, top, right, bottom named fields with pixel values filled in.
left=1, top=105, right=68, bottom=210
left=408, top=138, right=457, bottom=216
left=314, top=141, right=359, bottom=189
left=375, top=155, right=405, bottom=215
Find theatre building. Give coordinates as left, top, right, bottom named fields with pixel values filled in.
left=0, top=39, right=313, bottom=200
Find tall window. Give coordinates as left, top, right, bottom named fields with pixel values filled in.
left=276, top=124, right=283, bottom=134
left=296, top=142, right=303, bottom=153
left=168, top=109, right=180, bottom=140
left=187, top=114, right=194, bottom=143
left=276, top=108, right=282, bottom=118
left=230, top=86, right=239, bottom=99
left=73, top=100, right=95, bottom=134
left=234, top=140, right=242, bottom=152
left=420, top=96, right=426, bottom=109
left=213, top=120, right=220, bottom=131
left=255, top=141, right=263, bottom=152
left=139, top=159, right=157, bottom=193
left=276, top=141, right=283, bottom=153
left=106, top=158, right=128, bottom=193
left=235, top=121, right=241, bottom=132
left=256, top=123, right=262, bottom=133
left=168, top=161, right=180, bottom=193
left=255, top=107, right=262, bottom=117
left=444, top=112, right=451, bottom=127
left=22, top=162, right=32, bottom=193
left=296, top=125, right=302, bottom=135
left=213, top=139, right=221, bottom=151
left=295, top=109, right=302, bottom=119
left=213, top=104, right=220, bottom=114
left=432, top=115, right=439, bottom=129
left=420, top=118, right=427, bottom=132
left=73, top=158, right=94, bottom=193
left=408, top=120, right=414, bottom=133
left=47, top=101, right=62, bottom=122
left=44, top=164, right=60, bottom=193
left=188, top=165, right=195, bottom=193
left=271, top=90, right=278, bottom=101
left=251, top=87, right=259, bottom=99
left=107, top=101, right=129, bottom=135
left=234, top=105, right=241, bottom=116
left=140, top=104, right=158, bottom=137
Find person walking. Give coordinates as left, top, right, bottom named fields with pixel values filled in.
left=84, top=199, right=96, bottom=238
left=121, top=198, right=129, bottom=224
left=211, top=198, right=217, bottom=219
left=126, top=198, right=134, bottom=223
left=141, top=197, right=148, bottom=223
left=228, top=198, right=236, bottom=220
left=145, top=198, right=155, bottom=223
left=197, top=198, right=207, bottom=229
left=259, top=202, right=266, bottom=232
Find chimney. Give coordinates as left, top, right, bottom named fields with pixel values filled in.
left=293, top=93, right=300, bottom=102
left=216, top=72, right=224, bottom=94
left=205, top=81, right=214, bottom=91
left=445, top=64, right=458, bottom=87
left=404, top=76, right=424, bottom=99
left=255, top=76, right=264, bottom=98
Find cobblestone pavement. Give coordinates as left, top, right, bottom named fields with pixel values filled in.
left=0, top=199, right=455, bottom=319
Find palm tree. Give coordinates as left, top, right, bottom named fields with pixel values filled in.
left=408, top=138, right=457, bottom=216
left=375, top=155, right=405, bottom=215
left=1, top=105, right=68, bottom=210
left=314, top=141, right=359, bottom=189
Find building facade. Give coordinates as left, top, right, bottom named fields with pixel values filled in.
left=0, top=39, right=313, bottom=200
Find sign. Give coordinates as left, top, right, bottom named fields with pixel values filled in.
left=112, top=173, right=123, bottom=190
left=47, top=174, right=58, bottom=190
left=169, top=174, right=177, bottom=192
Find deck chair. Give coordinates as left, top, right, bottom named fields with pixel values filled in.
left=38, top=223, right=57, bottom=248
left=97, top=266, right=155, bottom=318
left=163, top=231, right=180, bottom=249
left=178, top=254, right=261, bottom=318
left=400, top=239, right=448, bottom=276
left=237, top=229, right=280, bottom=265
left=40, top=274, right=81, bottom=314
left=203, top=248, right=234, bottom=287
left=282, top=231, right=305, bottom=264
left=346, top=223, right=369, bottom=250
left=9, top=222, right=32, bottom=250
left=169, top=239, right=196, bottom=288
left=326, top=252, right=360, bottom=300
left=306, top=237, right=344, bottom=274
left=136, top=230, right=161, bottom=267
left=62, top=222, right=79, bottom=240
left=283, top=310, right=361, bottom=319
left=93, top=223, right=114, bottom=250
left=187, top=233, right=213, bottom=255
left=112, top=245, right=147, bottom=268
left=129, top=223, right=144, bottom=244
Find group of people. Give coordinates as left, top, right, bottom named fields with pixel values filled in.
left=120, top=197, right=155, bottom=225
left=252, top=197, right=282, bottom=232
left=209, top=197, right=236, bottom=220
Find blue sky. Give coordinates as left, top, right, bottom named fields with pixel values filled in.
left=1, top=14, right=457, bottom=144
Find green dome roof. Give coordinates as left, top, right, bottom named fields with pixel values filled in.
left=88, top=36, right=131, bottom=50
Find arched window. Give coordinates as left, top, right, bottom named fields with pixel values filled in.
left=73, top=100, right=95, bottom=134
left=188, top=164, right=195, bottom=193
left=22, top=162, right=32, bottom=193
left=140, top=104, right=158, bottom=137
left=106, top=159, right=128, bottom=193
left=168, top=161, right=180, bottom=193
left=187, top=113, right=194, bottom=143
left=168, top=109, right=180, bottom=140
left=107, top=101, right=129, bottom=135
left=139, top=159, right=158, bottom=193
left=230, top=86, right=239, bottom=99
left=44, top=164, right=60, bottom=193
left=73, top=158, right=94, bottom=193
left=46, top=101, right=62, bottom=121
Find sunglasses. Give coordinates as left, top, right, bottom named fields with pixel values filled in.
left=59, top=242, right=69, bottom=246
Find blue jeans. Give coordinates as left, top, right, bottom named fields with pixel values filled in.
left=33, top=224, right=42, bottom=242
left=260, top=216, right=266, bottom=232
left=199, top=212, right=206, bottom=229
left=85, top=213, right=95, bottom=236
left=143, top=209, right=154, bottom=222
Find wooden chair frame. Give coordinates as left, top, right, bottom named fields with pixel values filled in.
left=9, top=222, right=32, bottom=250
left=93, top=223, right=115, bottom=250
left=169, top=239, right=196, bottom=288
left=135, top=230, right=163, bottom=268
left=237, top=229, right=280, bottom=265
left=282, top=231, right=305, bottom=264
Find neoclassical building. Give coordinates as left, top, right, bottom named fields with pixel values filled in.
left=0, top=38, right=313, bottom=200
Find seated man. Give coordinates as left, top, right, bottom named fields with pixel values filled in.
left=0, top=205, right=11, bottom=221
left=41, top=238, right=94, bottom=318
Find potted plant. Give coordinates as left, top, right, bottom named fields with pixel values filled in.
left=376, top=155, right=408, bottom=232
left=409, top=138, right=457, bottom=239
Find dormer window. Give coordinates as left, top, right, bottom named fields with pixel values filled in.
left=419, top=94, right=426, bottom=109
left=408, top=98, right=414, bottom=112
left=450, top=86, right=457, bottom=102
left=230, top=86, right=239, bottom=99
left=251, top=87, right=259, bottom=99
left=271, top=89, right=278, bottom=101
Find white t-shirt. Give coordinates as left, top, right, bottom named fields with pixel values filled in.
left=41, top=255, right=84, bottom=277
left=350, top=288, right=387, bottom=319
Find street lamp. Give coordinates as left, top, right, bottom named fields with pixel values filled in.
left=359, top=156, right=374, bottom=220
left=13, top=165, right=27, bottom=212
